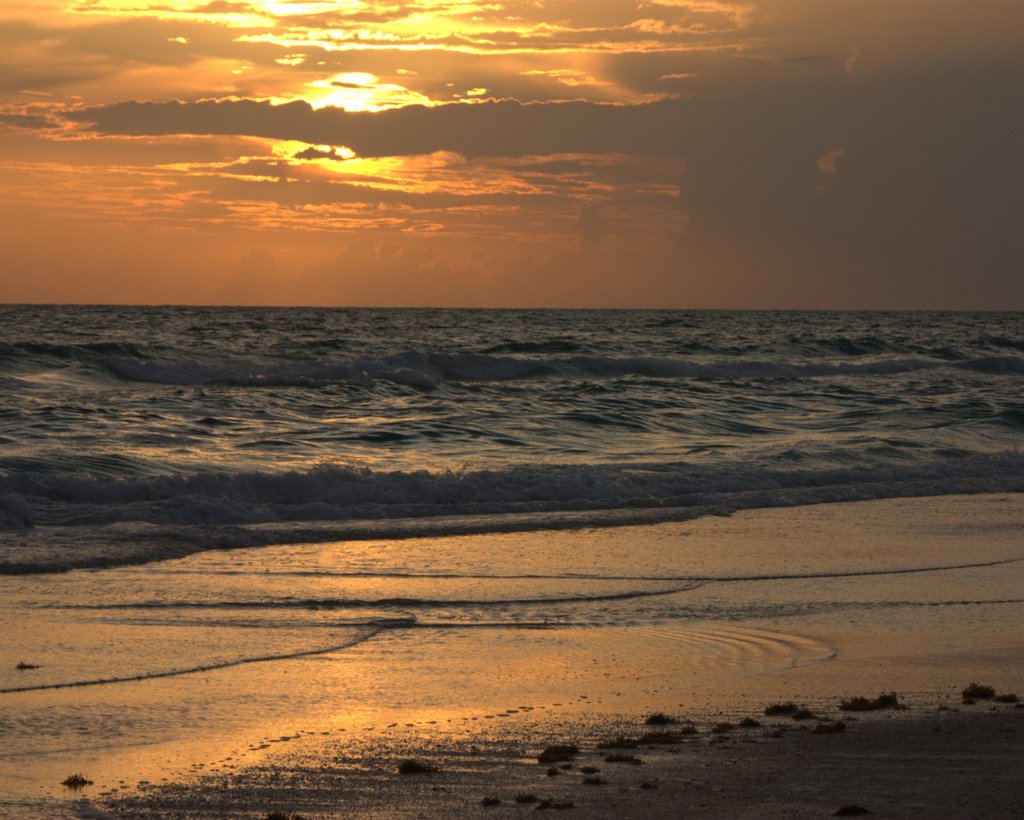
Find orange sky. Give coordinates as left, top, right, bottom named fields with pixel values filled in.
left=1, top=0, right=1022, bottom=308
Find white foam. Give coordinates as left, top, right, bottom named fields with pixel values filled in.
left=2, top=452, right=1022, bottom=573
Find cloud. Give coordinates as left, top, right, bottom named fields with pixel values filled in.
left=64, top=98, right=699, bottom=158
left=292, top=145, right=354, bottom=161
left=0, top=113, right=63, bottom=130
left=41, top=43, right=1024, bottom=308
left=6, top=0, right=1024, bottom=307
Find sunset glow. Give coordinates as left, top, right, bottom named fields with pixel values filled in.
left=1, top=0, right=1022, bottom=306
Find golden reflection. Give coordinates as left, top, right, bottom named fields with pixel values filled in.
left=306, top=72, right=435, bottom=111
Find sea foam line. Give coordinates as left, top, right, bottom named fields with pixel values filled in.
left=2, top=453, right=1022, bottom=573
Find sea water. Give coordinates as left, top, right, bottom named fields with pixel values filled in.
left=0, top=307, right=1022, bottom=813
left=1, top=307, right=1021, bottom=572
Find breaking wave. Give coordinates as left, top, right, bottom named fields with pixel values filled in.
left=2, top=452, right=1022, bottom=573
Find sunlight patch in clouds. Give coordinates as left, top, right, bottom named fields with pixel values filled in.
left=305, top=71, right=435, bottom=111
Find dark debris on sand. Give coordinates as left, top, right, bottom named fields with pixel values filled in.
left=637, top=731, right=686, bottom=745
left=839, top=692, right=904, bottom=712
left=643, top=713, right=677, bottom=726
left=537, top=744, right=580, bottom=764
left=61, top=774, right=92, bottom=790
left=397, top=759, right=437, bottom=775
left=962, top=683, right=996, bottom=700
left=96, top=699, right=1024, bottom=819
left=764, top=702, right=801, bottom=716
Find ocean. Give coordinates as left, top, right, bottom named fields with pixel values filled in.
left=1, top=306, right=1022, bottom=573
left=1, top=307, right=1022, bottom=815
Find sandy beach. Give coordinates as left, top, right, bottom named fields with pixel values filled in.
left=97, top=696, right=1024, bottom=819
left=3, top=493, right=1023, bottom=818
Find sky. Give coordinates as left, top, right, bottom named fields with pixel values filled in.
left=0, top=0, right=1022, bottom=308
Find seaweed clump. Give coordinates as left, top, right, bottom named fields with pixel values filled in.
left=537, top=744, right=579, bottom=764
left=61, top=774, right=93, bottom=790
left=962, top=683, right=996, bottom=700
left=764, top=702, right=800, bottom=716
left=637, top=731, right=685, bottom=745
left=839, top=692, right=904, bottom=712
left=644, top=713, right=677, bottom=726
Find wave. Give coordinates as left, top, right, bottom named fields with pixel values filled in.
left=796, top=336, right=899, bottom=356
left=4, top=451, right=1023, bottom=528
left=0, top=340, right=146, bottom=360
left=480, top=339, right=584, bottom=354
left=965, top=356, right=1024, bottom=375
left=977, top=335, right=1024, bottom=353
left=2, top=451, right=1022, bottom=573
left=998, top=409, right=1024, bottom=431
left=94, top=352, right=1024, bottom=388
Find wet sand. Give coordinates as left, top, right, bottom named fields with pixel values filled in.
left=5, top=494, right=1023, bottom=817
left=97, top=695, right=1024, bottom=818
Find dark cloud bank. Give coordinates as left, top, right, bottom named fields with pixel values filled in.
left=62, top=74, right=1024, bottom=307
left=65, top=98, right=697, bottom=158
